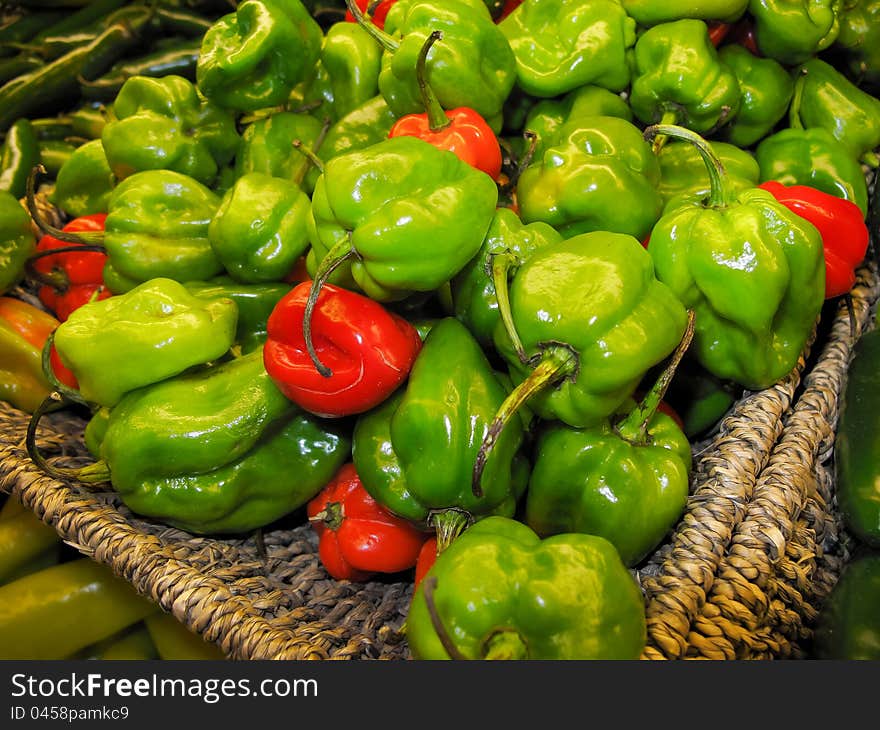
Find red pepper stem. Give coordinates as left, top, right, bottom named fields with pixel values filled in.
left=615, top=309, right=696, bottom=445
left=40, top=331, right=88, bottom=408
left=26, top=165, right=105, bottom=246
left=26, top=393, right=111, bottom=486
left=472, top=345, right=578, bottom=497
left=489, top=252, right=528, bottom=364
left=482, top=629, right=529, bottom=660
left=415, top=30, right=450, bottom=133
left=304, top=234, right=359, bottom=378
left=422, top=576, right=468, bottom=660
left=644, top=124, right=731, bottom=208
left=310, top=501, right=344, bottom=531
left=428, top=507, right=472, bottom=553
left=344, top=0, right=399, bottom=52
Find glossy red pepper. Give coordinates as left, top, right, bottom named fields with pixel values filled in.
left=30, top=213, right=111, bottom=322
left=497, top=0, right=523, bottom=21
left=307, top=463, right=428, bottom=582
left=759, top=180, right=869, bottom=299
left=707, top=21, right=731, bottom=47
left=263, top=280, right=423, bottom=418
left=387, top=30, right=502, bottom=180
left=344, top=0, right=397, bottom=30
left=727, top=16, right=760, bottom=56
left=0, top=296, right=77, bottom=389
left=414, top=536, right=438, bottom=587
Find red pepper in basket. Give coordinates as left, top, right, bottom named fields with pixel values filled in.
left=758, top=181, right=869, bottom=299
left=28, top=213, right=111, bottom=321
left=0, top=296, right=77, bottom=388
left=388, top=30, right=502, bottom=181
left=414, top=536, right=438, bottom=587
left=263, top=280, right=422, bottom=418
left=308, top=463, right=428, bottom=582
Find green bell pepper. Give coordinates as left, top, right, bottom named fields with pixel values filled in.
left=645, top=124, right=825, bottom=390
left=835, top=328, right=880, bottom=549
left=522, top=84, right=633, bottom=161
left=102, top=169, right=224, bottom=287
left=101, top=74, right=239, bottom=186
left=452, top=207, right=562, bottom=348
left=208, top=172, right=311, bottom=284
left=628, top=18, right=741, bottom=134
left=406, top=515, right=647, bottom=660
left=791, top=57, right=880, bottom=165
left=748, top=0, right=843, bottom=65
left=307, top=135, right=498, bottom=302
left=85, top=347, right=351, bottom=535
left=53, top=277, right=238, bottom=408
left=755, top=127, right=869, bottom=218
left=835, top=0, right=880, bottom=91
left=0, top=190, right=36, bottom=295
left=498, top=0, right=636, bottom=98
left=515, top=115, right=663, bottom=241
left=49, top=138, right=115, bottom=218
left=352, top=317, right=529, bottom=548
left=196, top=0, right=323, bottom=113
left=717, top=44, right=794, bottom=149
left=621, top=0, right=749, bottom=24
left=355, top=0, right=517, bottom=121
left=664, top=360, right=737, bottom=439
left=0, top=118, right=40, bottom=200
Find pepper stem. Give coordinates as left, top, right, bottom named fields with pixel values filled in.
left=26, top=165, right=105, bottom=246
left=482, top=629, right=529, bottom=660
left=489, top=252, right=528, bottom=364
left=501, top=130, right=537, bottom=197
left=788, top=67, right=807, bottom=130
left=304, top=233, right=359, bottom=377
left=309, top=501, right=344, bottom=531
left=644, top=124, right=731, bottom=208
left=291, top=138, right=325, bottom=177
left=26, top=393, right=111, bottom=485
left=650, top=109, right=679, bottom=153
left=40, top=332, right=88, bottom=407
left=344, top=0, right=399, bottom=52
left=25, top=244, right=107, bottom=293
left=421, top=576, right=468, bottom=660
left=428, top=508, right=472, bottom=553
left=615, top=309, right=696, bottom=444
left=415, top=30, right=450, bottom=133
left=472, top=344, right=578, bottom=497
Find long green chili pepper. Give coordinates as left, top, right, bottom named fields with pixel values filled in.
left=0, top=118, right=40, bottom=199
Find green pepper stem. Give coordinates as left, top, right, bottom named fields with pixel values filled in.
left=25, top=244, right=108, bottom=292
left=472, top=344, right=578, bottom=497
left=415, top=30, right=450, bottom=133
left=862, top=151, right=880, bottom=169
left=421, top=576, right=468, bottom=660
left=253, top=528, right=267, bottom=563
left=291, top=138, right=325, bottom=177
left=489, top=252, right=528, bottom=364
left=428, top=508, right=472, bottom=553
left=502, top=130, right=537, bottom=196
left=788, top=67, right=807, bottom=130
left=615, top=309, right=696, bottom=444
left=650, top=109, right=679, bottom=154
left=344, top=0, right=399, bottom=52
left=26, top=165, right=105, bottom=246
left=482, top=629, right=529, bottom=660
left=40, top=331, right=90, bottom=408
left=26, top=393, right=111, bottom=486
left=644, top=124, right=731, bottom=208
left=292, top=116, right=331, bottom=187
left=304, top=233, right=359, bottom=377
left=309, top=500, right=344, bottom=531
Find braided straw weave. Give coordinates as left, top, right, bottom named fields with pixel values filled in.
left=1, top=248, right=878, bottom=661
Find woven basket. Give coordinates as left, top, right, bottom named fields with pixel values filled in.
left=1, top=244, right=878, bottom=661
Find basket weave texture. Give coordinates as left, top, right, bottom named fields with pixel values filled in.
left=1, top=258, right=878, bottom=660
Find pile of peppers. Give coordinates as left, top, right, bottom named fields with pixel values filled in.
left=0, top=0, right=878, bottom=661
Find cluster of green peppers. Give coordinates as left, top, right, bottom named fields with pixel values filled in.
left=0, top=0, right=878, bottom=662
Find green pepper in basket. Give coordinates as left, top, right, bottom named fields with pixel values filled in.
left=835, top=0, right=880, bottom=92
left=717, top=44, right=794, bottom=150
left=524, top=311, right=695, bottom=567
left=49, top=139, right=115, bottom=218
left=348, top=0, right=516, bottom=122
left=406, top=516, right=646, bottom=660
left=791, top=57, right=880, bottom=166
left=644, top=124, right=825, bottom=390
left=196, top=0, right=323, bottom=113
left=748, top=0, right=843, bottom=65
left=620, top=0, right=749, bottom=25
left=101, top=74, right=239, bottom=187
left=78, top=347, right=351, bottom=535
left=515, top=115, right=663, bottom=241
left=628, top=19, right=741, bottom=136
left=497, top=0, right=636, bottom=98
left=0, top=190, right=36, bottom=295
left=208, top=172, right=312, bottom=284
left=52, top=277, right=237, bottom=408
left=352, top=317, right=529, bottom=550
left=0, top=118, right=40, bottom=200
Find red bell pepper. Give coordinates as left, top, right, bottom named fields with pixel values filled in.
left=759, top=180, right=870, bottom=299
left=707, top=21, right=731, bottom=47
left=29, top=214, right=111, bottom=322
left=387, top=30, right=502, bottom=181
left=414, top=536, right=438, bottom=588
left=497, top=0, right=522, bottom=22
left=307, top=463, right=428, bottom=582
left=263, top=280, right=422, bottom=418
left=344, top=0, right=397, bottom=30
left=0, top=296, right=77, bottom=389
